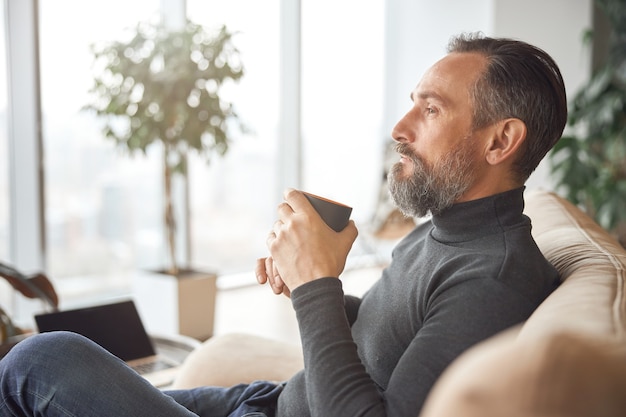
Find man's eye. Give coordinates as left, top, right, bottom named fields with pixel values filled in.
left=426, top=106, right=436, bottom=115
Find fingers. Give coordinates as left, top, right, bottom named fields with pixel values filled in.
left=282, top=188, right=313, bottom=215
left=255, top=257, right=268, bottom=284
left=270, top=260, right=291, bottom=298
left=271, top=219, right=283, bottom=237
left=343, top=219, right=359, bottom=242
left=256, top=256, right=290, bottom=297
left=264, top=188, right=355, bottom=293
left=267, top=257, right=285, bottom=295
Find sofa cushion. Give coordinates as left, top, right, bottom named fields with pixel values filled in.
left=172, top=333, right=304, bottom=388
left=520, top=189, right=626, bottom=339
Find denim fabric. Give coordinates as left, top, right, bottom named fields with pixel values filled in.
left=166, top=381, right=283, bottom=417
left=0, top=331, right=282, bottom=417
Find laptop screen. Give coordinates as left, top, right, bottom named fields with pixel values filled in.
left=35, top=299, right=156, bottom=361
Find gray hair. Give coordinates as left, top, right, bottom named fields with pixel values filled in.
left=447, top=33, right=567, bottom=182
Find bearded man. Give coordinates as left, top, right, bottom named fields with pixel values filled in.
left=1, top=33, right=565, bottom=417
left=258, top=33, right=565, bottom=416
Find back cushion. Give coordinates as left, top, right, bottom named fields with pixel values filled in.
left=520, top=190, right=626, bottom=339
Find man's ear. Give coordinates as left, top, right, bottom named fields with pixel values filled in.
left=485, top=118, right=527, bottom=166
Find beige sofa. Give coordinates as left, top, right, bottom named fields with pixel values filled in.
left=173, top=189, right=626, bottom=415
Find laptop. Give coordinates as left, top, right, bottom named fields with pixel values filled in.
left=35, top=299, right=181, bottom=388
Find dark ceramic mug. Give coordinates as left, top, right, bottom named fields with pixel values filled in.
left=302, top=192, right=352, bottom=232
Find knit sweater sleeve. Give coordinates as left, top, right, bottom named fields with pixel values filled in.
left=281, top=274, right=537, bottom=417
left=289, top=277, right=381, bottom=416
left=344, top=294, right=361, bottom=325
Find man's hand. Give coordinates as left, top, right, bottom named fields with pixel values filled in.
left=255, top=256, right=291, bottom=297
left=264, top=188, right=358, bottom=292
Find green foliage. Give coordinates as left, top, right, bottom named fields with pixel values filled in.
left=84, top=18, right=245, bottom=172
left=549, top=0, right=626, bottom=234
left=83, top=18, right=245, bottom=273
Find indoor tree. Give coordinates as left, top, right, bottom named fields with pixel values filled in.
left=84, top=17, right=245, bottom=274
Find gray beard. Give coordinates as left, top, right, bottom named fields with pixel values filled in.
left=388, top=142, right=476, bottom=218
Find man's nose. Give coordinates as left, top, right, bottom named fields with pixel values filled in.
left=391, top=112, right=414, bottom=144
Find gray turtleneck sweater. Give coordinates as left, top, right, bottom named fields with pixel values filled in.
left=277, top=187, right=559, bottom=417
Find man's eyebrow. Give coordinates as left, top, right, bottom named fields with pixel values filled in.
left=411, top=90, right=446, bottom=103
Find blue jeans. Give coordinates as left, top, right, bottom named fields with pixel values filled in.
left=0, top=331, right=283, bottom=417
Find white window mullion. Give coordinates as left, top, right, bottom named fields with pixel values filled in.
left=278, top=0, right=302, bottom=200
left=5, top=0, right=45, bottom=325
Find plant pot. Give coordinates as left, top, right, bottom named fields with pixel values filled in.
left=132, top=269, right=218, bottom=341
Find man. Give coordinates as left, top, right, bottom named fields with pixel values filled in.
left=0, top=33, right=566, bottom=417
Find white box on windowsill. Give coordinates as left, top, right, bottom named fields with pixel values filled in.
left=132, top=269, right=218, bottom=341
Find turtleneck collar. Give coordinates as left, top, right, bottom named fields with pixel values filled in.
left=430, top=187, right=527, bottom=243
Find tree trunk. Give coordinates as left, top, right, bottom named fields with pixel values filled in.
left=164, top=148, right=178, bottom=275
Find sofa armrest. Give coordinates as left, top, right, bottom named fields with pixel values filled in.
left=419, top=329, right=626, bottom=417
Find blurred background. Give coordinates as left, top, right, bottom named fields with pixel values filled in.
left=0, top=0, right=597, bottom=327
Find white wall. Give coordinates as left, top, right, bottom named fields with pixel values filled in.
left=384, top=0, right=593, bottom=192
left=492, top=0, right=592, bottom=191
left=383, top=0, right=494, bottom=135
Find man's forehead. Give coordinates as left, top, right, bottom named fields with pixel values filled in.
left=412, top=52, right=486, bottom=102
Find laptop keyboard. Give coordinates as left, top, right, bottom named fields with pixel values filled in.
left=131, top=360, right=175, bottom=375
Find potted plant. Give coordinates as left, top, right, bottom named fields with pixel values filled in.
left=84, top=17, right=245, bottom=274
left=548, top=0, right=626, bottom=245
left=84, top=17, right=245, bottom=339
left=0, top=262, right=57, bottom=351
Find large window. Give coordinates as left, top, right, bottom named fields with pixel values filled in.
left=0, top=0, right=10, bottom=307
left=38, top=0, right=285, bottom=297
left=35, top=0, right=384, bottom=302
left=0, top=0, right=9, bottom=260
left=301, top=0, right=385, bottom=221
left=186, top=0, right=281, bottom=275
left=185, top=0, right=385, bottom=276
left=38, top=1, right=162, bottom=297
